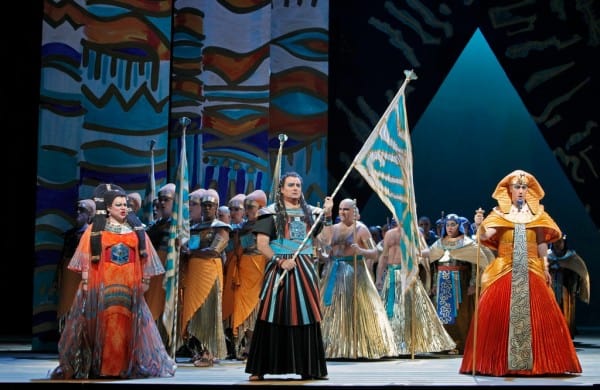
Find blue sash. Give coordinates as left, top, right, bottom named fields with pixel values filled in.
left=323, top=255, right=363, bottom=306
left=270, top=237, right=313, bottom=255
left=386, top=264, right=402, bottom=318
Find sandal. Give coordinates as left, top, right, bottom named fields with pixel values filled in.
left=248, top=374, right=264, bottom=381
left=193, top=357, right=213, bottom=367
left=192, top=351, right=214, bottom=367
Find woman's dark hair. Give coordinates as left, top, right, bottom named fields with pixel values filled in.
left=90, top=183, right=147, bottom=262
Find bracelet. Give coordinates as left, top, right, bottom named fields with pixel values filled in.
left=82, top=280, right=88, bottom=285
left=324, top=216, right=333, bottom=226
left=142, top=277, right=150, bottom=284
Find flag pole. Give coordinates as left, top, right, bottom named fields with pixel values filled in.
left=278, top=70, right=418, bottom=283
left=472, top=224, right=483, bottom=375
left=352, top=198, right=358, bottom=360
left=146, top=140, right=157, bottom=224
left=269, top=134, right=288, bottom=204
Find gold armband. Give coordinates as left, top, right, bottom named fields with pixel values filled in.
left=209, top=234, right=229, bottom=254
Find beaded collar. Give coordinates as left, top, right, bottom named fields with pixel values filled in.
left=105, top=219, right=133, bottom=233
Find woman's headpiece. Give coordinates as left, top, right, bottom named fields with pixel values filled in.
left=441, top=213, right=467, bottom=236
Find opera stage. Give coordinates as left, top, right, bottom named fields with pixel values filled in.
left=1, top=328, right=598, bottom=389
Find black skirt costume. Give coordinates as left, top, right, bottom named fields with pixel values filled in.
left=245, top=205, right=327, bottom=378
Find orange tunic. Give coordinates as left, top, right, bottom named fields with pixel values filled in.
left=180, top=255, right=223, bottom=333
left=222, top=245, right=241, bottom=323
left=230, top=253, right=267, bottom=335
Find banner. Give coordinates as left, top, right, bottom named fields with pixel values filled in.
left=353, top=70, right=420, bottom=291
left=162, top=120, right=191, bottom=355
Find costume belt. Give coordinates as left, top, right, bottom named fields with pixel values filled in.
left=323, top=255, right=364, bottom=306
left=271, top=238, right=313, bottom=255
left=188, top=250, right=218, bottom=259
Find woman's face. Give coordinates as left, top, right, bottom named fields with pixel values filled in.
left=445, top=220, right=460, bottom=238
left=108, top=196, right=128, bottom=222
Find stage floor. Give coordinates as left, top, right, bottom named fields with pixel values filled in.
left=1, top=328, right=599, bottom=389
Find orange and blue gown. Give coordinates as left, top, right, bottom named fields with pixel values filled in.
left=51, top=224, right=176, bottom=379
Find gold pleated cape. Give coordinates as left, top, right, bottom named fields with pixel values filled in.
left=319, top=256, right=397, bottom=359
left=381, top=265, right=456, bottom=354
left=180, top=255, right=227, bottom=358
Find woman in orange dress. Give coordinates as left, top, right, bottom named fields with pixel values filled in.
left=459, top=170, right=581, bottom=376
left=51, top=183, right=176, bottom=379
